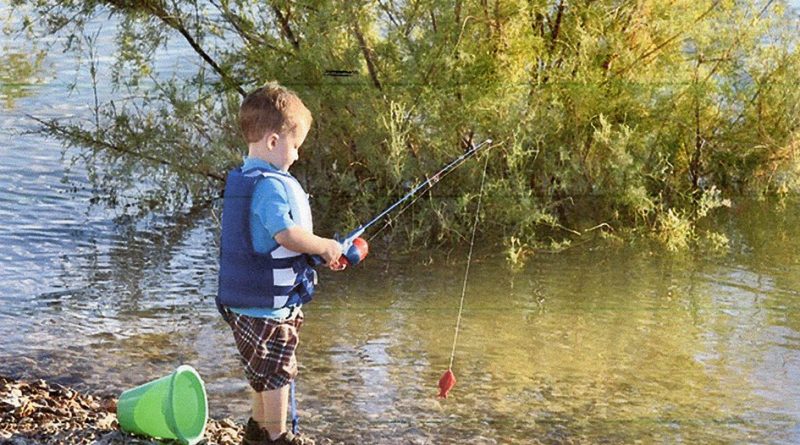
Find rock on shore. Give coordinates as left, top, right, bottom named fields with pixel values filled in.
left=0, top=376, right=242, bottom=444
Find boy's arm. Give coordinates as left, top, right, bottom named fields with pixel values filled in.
left=275, top=226, right=342, bottom=266
left=252, top=177, right=342, bottom=266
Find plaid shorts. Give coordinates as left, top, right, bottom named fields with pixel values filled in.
left=221, top=306, right=304, bottom=392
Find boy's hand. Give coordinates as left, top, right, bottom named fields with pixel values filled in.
left=274, top=227, right=345, bottom=269
left=320, top=238, right=344, bottom=269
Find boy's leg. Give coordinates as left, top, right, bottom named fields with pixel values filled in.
left=259, top=385, right=290, bottom=440
left=251, top=390, right=267, bottom=425
left=224, top=308, right=305, bottom=442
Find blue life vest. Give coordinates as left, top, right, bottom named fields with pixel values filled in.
left=217, top=167, right=317, bottom=310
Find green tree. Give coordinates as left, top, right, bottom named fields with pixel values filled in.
left=14, top=0, right=800, bottom=255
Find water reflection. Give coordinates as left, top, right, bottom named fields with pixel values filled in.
left=0, top=45, right=45, bottom=109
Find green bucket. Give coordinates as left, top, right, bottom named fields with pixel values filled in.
left=117, top=365, right=208, bottom=445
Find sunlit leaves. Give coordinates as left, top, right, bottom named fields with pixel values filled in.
left=12, top=0, right=800, bottom=255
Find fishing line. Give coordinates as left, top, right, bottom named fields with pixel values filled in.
left=367, top=141, right=495, bottom=242
left=449, top=155, right=489, bottom=369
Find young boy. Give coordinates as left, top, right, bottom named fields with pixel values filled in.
left=217, top=83, right=342, bottom=445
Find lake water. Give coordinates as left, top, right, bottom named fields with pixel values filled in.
left=2, top=5, right=800, bottom=444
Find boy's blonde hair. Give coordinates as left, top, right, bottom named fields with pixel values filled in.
left=239, top=82, right=312, bottom=143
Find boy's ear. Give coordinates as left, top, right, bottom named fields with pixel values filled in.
left=264, top=131, right=279, bottom=150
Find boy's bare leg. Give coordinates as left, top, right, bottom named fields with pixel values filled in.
left=259, top=385, right=289, bottom=440
left=251, top=390, right=267, bottom=425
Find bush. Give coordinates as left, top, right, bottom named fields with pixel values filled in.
left=15, top=0, right=800, bottom=258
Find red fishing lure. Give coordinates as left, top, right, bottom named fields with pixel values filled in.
left=437, top=369, right=456, bottom=398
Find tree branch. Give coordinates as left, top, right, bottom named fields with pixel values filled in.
left=109, top=0, right=245, bottom=96
left=352, top=18, right=383, bottom=91
left=31, top=116, right=226, bottom=182
left=271, top=3, right=301, bottom=50
left=611, top=1, right=720, bottom=79
left=549, top=0, right=565, bottom=53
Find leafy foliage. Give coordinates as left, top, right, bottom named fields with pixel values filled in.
left=12, top=0, right=800, bottom=255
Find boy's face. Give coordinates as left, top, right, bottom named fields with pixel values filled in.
left=269, top=118, right=310, bottom=170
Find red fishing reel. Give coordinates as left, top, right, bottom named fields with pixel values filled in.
left=342, top=237, right=369, bottom=266
left=319, top=236, right=369, bottom=270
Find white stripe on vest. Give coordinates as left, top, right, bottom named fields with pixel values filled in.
left=259, top=171, right=314, bottom=306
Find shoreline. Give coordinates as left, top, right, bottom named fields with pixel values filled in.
left=0, top=375, right=242, bottom=445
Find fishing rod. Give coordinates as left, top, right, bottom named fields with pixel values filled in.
left=311, top=138, right=494, bottom=268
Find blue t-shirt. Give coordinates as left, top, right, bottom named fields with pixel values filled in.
left=229, top=157, right=299, bottom=319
